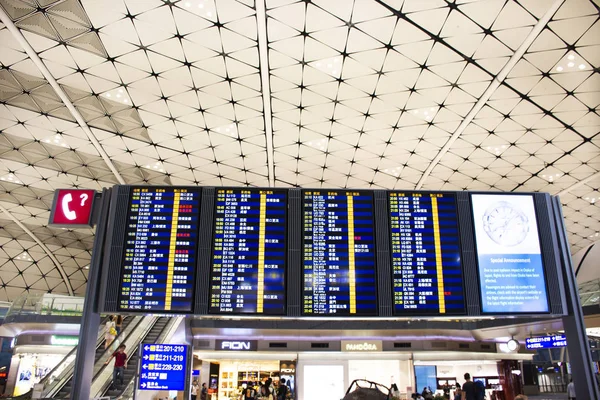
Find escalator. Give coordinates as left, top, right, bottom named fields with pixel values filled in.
left=100, top=317, right=171, bottom=398
left=51, top=316, right=136, bottom=399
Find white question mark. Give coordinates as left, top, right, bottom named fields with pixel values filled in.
left=79, top=193, right=89, bottom=206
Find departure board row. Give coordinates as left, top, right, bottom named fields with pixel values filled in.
left=209, top=189, right=286, bottom=315
left=390, top=193, right=465, bottom=315
left=302, top=191, right=377, bottom=316
left=110, top=186, right=552, bottom=317
left=118, top=187, right=200, bottom=312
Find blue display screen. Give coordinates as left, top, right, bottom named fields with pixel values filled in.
left=139, top=344, right=187, bottom=391
left=302, top=190, right=377, bottom=316
left=389, top=192, right=465, bottom=315
left=415, top=365, right=437, bottom=394
left=471, top=194, right=549, bottom=313
left=119, top=187, right=201, bottom=313
left=209, top=188, right=287, bottom=315
left=525, top=334, right=567, bottom=349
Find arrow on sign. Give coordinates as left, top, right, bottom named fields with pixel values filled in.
left=144, top=345, right=150, bottom=350
left=142, top=365, right=148, bottom=369
left=141, top=383, right=146, bottom=388
left=143, top=355, right=148, bottom=360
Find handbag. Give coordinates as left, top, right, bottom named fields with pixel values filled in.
left=109, top=326, right=117, bottom=336
left=343, top=379, right=391, bottom=400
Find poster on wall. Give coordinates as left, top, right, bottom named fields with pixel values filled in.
left=471, top=194, right=549, bottom=313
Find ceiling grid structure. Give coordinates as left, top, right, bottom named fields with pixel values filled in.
left=0, top=0, right=597, bottom=301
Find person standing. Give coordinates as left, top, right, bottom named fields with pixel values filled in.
left=461, top=373, right=476, bottom=400
left=191, top=380, right=199, bottom=400
left=115, top=315, right=124, bottom=336
left=104, top=344, right=127, bottom=390
left=277, top=378, right=287, bottom=400
left=104, top=315, right=116, bottom=349
left=567, top=379, right=576, bottom=400
left=454, top=383, right=462, bottom=400
left=201, top=382, right=208, bottom=400
left=244, top=382, right=256, bottom=400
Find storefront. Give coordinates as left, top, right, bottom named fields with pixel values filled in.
left=192, top=339, right=531, bottom=400
left=5, top=335, right=77, bottom=396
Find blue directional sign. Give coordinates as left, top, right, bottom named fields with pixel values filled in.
left=139, top=344, right=188, bottom=391
left=525, top=334, right=567, bottom=350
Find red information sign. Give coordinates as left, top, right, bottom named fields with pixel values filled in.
left=49, top=189, right=96, bottom=227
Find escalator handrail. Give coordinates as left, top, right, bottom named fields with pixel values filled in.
left=42, top=315, right=145, bottom=399
left=90, top=316, right=161, bottom=399
left=111, top=317, right=184, bottom=400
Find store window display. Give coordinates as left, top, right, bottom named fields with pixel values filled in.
left=12, top=353, right=66, bottom=396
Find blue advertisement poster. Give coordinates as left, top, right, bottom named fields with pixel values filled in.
left=471, top=194, right=549, bottom=313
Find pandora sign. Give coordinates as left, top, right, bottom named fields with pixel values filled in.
left=341, top=340, right=382, bottom=352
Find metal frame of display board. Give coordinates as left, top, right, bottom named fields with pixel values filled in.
left=70, top=188, right=112, bottom=400
left=552, top=196, right=599, bottom=400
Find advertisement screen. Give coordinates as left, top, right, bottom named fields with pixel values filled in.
left=209, top=188, right=287, bottom=315
left=471, top=194, right=549, bottom=313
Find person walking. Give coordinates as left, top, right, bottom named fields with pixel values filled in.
left=567, top=379, right=576, bottom=400
left=104, top=344, right=127, bottom=390
left=104, top=315, right=117, bottom=349
left=200, top=382, right=208, bottom=400
left=191, top=380, right=199, bottom=400
left=461, top=373, right=476, bottom=400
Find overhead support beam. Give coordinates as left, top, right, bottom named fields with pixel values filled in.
left=256, top=0, right=276, bottom=187
left=0, top=204, right=74, bottom=296
left=0, top=7, right=126, bottom=185
left=414, top=0, right=565, bottom=190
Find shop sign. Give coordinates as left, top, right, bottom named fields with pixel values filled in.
left=139, top=344, right=187, bottom=391
left=280, top=360, right=296, bottom=374
left=341, top=340, right=382, bottom=352
left=216, top=340, right=257, bottom=351
left=525, top=334, right=567, bottom=350
left=51, top=335, right=79, bottom=346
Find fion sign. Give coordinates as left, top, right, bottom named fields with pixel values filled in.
left=216, top=340, right=257, bottom=351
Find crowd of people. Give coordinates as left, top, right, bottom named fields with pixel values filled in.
left=191, top=378, right=290, bottom=400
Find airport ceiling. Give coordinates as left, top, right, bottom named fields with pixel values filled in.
left=0, top=0, right=598, bottom=302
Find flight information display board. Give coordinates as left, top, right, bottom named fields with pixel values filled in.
left=209, top=188, right=287, bottom=315
left=302, top=190, right=377, bottom=316
left=118, top=187, right=200, bottom=313
left=389, top=192, right=465, bottom=315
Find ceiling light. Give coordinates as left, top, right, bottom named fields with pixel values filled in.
left=207, top=11, right=212, bottom=16
left=568, top=54, right=575, bottom=61
left=556, top=66, right=563, bottom=72
left=568, top=62, right=575, bottom=68
left=199, top=3, right=204, bottom=8
left=185, top=1, right=191, bottom=6
left=579, top=64, right=586, bottom=70
left=507, top=338, right=520, bottom=352
left=106, top=93, right=111, bottom=97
